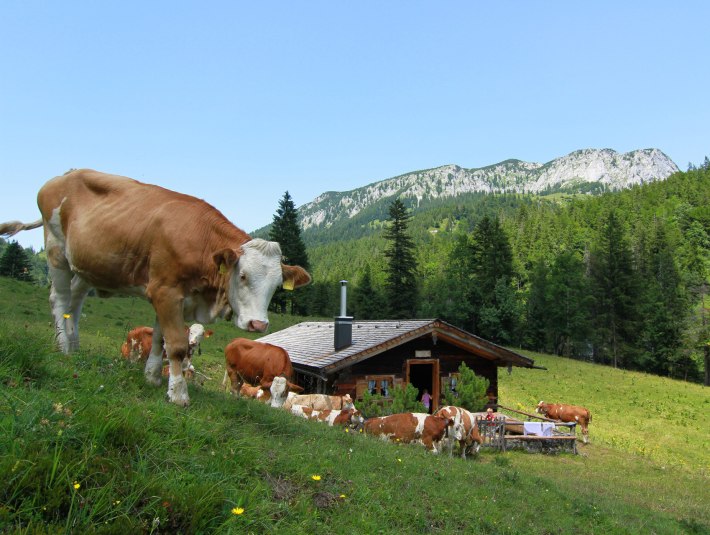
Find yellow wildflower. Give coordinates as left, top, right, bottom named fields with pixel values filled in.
left=231, top=507, right=244, bottom=515
left=73, top=481, right=80, bottom=490
left=311, top=475, right=321, bottom=481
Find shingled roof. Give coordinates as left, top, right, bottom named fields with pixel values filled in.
left=257, top=318, right=535, bottom=375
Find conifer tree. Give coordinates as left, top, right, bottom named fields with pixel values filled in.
left=0, top=241, right=33, bottom=282
left=545, top=250, right=592, bottom=358
left=470, top=216, right=519, bottom=343
left=269, top=191, right=310, bottom=315
left=383, top=199, right=418, bottom=318
left=589, top=210, right=640, bottom=368
left=351, top=264, right=385, bottom=320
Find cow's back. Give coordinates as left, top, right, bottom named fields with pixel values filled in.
left=38, top=169, right=248, bottom=291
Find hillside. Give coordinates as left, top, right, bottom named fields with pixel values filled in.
left=1, top=278, right=708, bottom=533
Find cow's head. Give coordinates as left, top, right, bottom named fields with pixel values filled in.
left=267, top=375, right=304, bottom=408
left=535, top=401, right=548, bottom=415
left=214, top=239, right=311, bottom=333
left=348, top=409, right=365, bottom=430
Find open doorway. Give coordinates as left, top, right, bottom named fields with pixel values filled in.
left=406, top=359, right=439, bottom=413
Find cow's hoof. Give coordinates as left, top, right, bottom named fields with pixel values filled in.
left=167, top=376, right=190, bottom=407
left=145, top=373, right=162, bottom=387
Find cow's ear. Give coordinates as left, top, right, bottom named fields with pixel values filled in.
left=288, top=382, right=305, bottom=393
left=282, top=264, right=311, bottom=290
left=213, top=248, right=239, bottom=273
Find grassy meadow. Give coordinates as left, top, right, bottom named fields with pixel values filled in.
left=1, top=277, right=708, bottom=534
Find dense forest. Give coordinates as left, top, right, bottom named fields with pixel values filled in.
left=299, top=164, right=710, bottom=384
left=2, top=164, right=708, bottom=384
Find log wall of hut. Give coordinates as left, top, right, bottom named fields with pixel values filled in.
left=328, top=336, right=499, bottom=410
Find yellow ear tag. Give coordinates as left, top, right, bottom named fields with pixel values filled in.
left=219, top=263, right=228, bottom=275
left=283, top=278, right=295, bottom=291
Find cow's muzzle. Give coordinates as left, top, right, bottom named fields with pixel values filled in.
left=247, top=320, right=268, bottom=332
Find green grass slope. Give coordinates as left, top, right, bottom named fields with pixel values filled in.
left=1, top=278, right=708, bottom=534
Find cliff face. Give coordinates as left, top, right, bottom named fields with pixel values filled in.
left=298, top=148, right=679, bottom=230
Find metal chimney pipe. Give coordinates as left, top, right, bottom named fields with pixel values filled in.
left=339, top=280, right=348, bottom=317
left=334, top=280, right=353, bottom=351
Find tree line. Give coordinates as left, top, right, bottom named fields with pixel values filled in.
left=279, top=164, right=710, bottom=385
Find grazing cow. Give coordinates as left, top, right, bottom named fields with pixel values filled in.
left=281, top=393, right=355, bottom=412
left=363, top=413, right=455, bottom=454
left=0, top=169, right=311, bottom=406
left=434, top=405, right=483, bottom=459
left=536, top=401, right=592, bottom=443
left=222, top=337, right=303, bottom=394
left=269, top=376, right=304, bottom=408
left=290, top=406, right=365, bottom=429
left=239, top=383, right=272, bottom=403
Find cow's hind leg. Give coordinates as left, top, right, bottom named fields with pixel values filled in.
left=48, top=265, right=73, bottom=353
left=66, top=275, right=92, bottom=352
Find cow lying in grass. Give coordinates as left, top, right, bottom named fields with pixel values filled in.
left=536, top=401, right=592, bottom=443
left=290, top=405, right=365, bottom=430
left=363, top=412, right=457, bottom=454
left=239, top=383, right=272, bottom=403
left=281, top=393, right=355, bottom=411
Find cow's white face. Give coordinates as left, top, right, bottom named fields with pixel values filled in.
left=269, top=376, right=290, bottom=408
left=228, top=239, right=283, bottom=332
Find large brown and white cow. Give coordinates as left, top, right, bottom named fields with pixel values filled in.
left=290, top=406, right=365, bottom=429
left=222, top=337, right=303, bottom=395
left=363, top=413, right=455, bottom=454
left=434, top=405, right=483, bottom=459
left=0, top=169, right=311, bottom=406
left=536, top=401, right=592, bottom=443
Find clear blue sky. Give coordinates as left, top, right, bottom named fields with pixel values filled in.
left=2, top=1, right=708, bottom=251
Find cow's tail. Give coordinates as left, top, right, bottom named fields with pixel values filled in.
left=587, top=410, right=592, bottom=423
left=0, top=219, right=43, bottom=237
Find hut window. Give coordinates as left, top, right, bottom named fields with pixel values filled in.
left=441, top=373, right=460, bottom=396
left=359, top=375, right=395, bottom=398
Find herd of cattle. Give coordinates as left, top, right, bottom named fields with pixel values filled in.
left=121, top=327, right=592, bottom=455
left=2, top=169, right=591, bottom=456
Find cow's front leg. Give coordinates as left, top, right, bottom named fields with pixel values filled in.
left=144, top=320, right=164, bottom=387
left=166, top=349, right=189, bottom=407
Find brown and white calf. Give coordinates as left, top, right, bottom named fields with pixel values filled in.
left=0, top=169, right=311, bottom=406
left=434, top=405, right=483, bottom=459
left=536, top=401, right=592, bottom=443
left=121, top=324, right=213, bottom=379
left=239, top=383, right=271, bottom=403
left=363, top=413, right=455, bottom=454
left=290, top=406, right=365, bottom=429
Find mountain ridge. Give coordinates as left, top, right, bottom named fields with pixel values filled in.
left=295, top=148, right=679, bottom=231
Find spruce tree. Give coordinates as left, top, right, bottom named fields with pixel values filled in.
left=470, top=216, right=518, bottom=343
left=0, top=241, right=33, bottom=282
left=383, top=199, right=418, bottom=319
left=269, top=191, right=310, bottom=315
left=351, top=264, right=384, bottom=319
left=545, top=250, right=592, bottom=358
left=589, top=210, right=640, bottom=368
